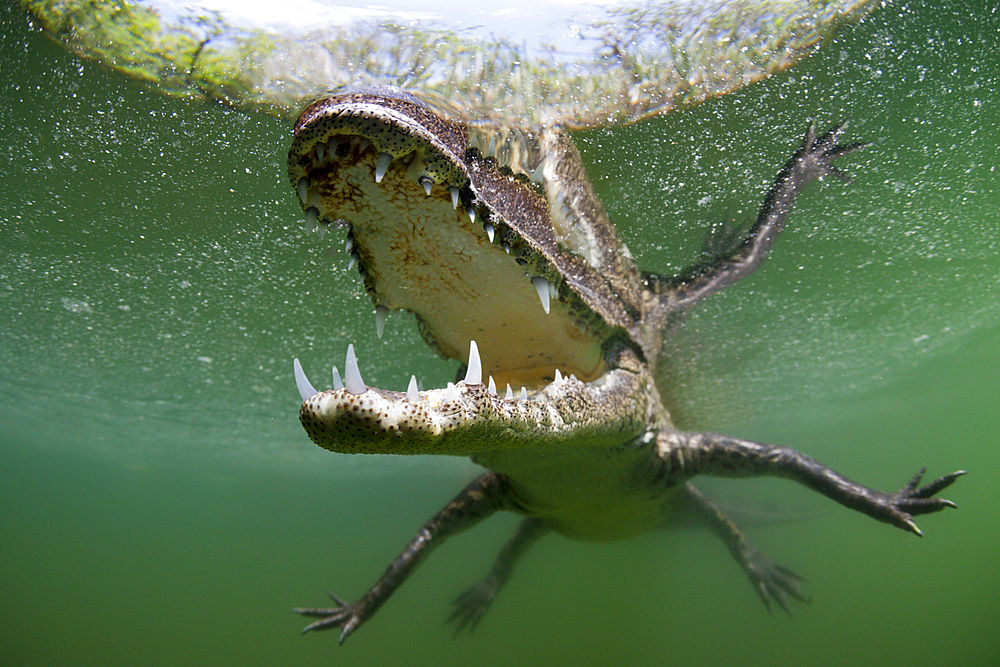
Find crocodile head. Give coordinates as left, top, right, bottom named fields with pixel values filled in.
left=288, top=90, right=659, bottom=456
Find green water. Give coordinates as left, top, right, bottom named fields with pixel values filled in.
left=2, top=2, right=998, bottom=665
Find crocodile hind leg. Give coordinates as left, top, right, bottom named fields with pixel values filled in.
left=295, top=472, right=511, bottom=644
left=657, top=431, right=966, bottom=536
left=681, top=483, right=809, bottom=613
left=446, top=517, right=548, bottom=634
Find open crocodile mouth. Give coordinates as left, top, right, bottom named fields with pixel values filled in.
left=286, top=91, right=652, bottom=455
left=287, top=91, right=613, bottom=391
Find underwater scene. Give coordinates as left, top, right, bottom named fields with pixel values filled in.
left=2, top=1, right=998, bottom=665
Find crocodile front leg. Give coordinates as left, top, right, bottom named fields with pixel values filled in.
left=295, top=472, right=511, bottom=643
left=681, top=483, right=809, bottom=613
left=646, top=122, right=868, bottom=313
left=657, top=431, right=966, bottom=536
left=446, top=517, right=548, bottom=634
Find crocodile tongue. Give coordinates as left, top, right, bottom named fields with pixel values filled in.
left=288, top=92, right=607, bottom=389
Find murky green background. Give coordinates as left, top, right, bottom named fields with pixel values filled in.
left=2, top=1, right=997, bottom=665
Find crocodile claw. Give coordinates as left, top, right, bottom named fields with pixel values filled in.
left=446, top=576, right=500, bottom=635
left=294, top=591, right=364, bottom=644
left=881, top=467, right=967, bottom=536
left=745, top=552, right=810, bottom=615
left=796, top=120, right=870, bottom=184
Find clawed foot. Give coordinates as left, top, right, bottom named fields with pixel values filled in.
left=794, top=121, right=870, bottom=184
left=742, top=549, right=810, bottom=615
left=294, top=592, right=365, bottom=644
left=446, top=575, right=500, bottom=635
left=876, top=467, right=967, bottom=536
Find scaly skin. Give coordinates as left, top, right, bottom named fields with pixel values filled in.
left=286, top=91, right=965, bottom=643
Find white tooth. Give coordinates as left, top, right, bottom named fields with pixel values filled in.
left=348, top=252, right=359, bottom=271
left=420, top=177, right=433, bottom=196
left=375, top=305, right=389, bottom=339
left=520, top=387, right=528, bottom=401
left=344, top=344, right=366, bottom=395
left=318, top=222, right=329, bottom=240
left=406, top=375, right=419, bottom=401
left=488, top=375, right=496, bottom=394
left=297, top=178, right=309, bottom=205
left=293, top=358, right=318, bottom=401
left=570, top=373, right=577, bottom=382
left=449, top=186, right=460, bottom=209
left=345, top=236, right=354, bottom=254
left=304, top=207, right=318, bottom=234
left=531, top=276, right=550, bottom=314
left=444, top=382, right=459, bottom=402
left=505, top=384, right=513, bottom=400
left=315, top=142, right=325, bottom=162
left=484, top=223, right=495, bottom=243
left=487, top=135, right=496, bottom=156
left=327, top=136, right=339, bottom=157
left=466, top=206, right=476, bottom=223
left=332, top=366, right=344, bottom=390
left=530, top=163, right=544, bottom=183
left=549, top=280, right=557, bottom=300
left=464, top=340, right=482, bottom=385
left=554, top=369, right=562, bottom=383
left=358, top=138, right=371, bottom=153
left=375, top=152, right=392, bottom=183
left=502, top=242, right=510, bottom=254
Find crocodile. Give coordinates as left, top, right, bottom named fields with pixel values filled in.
left=286, top=90, right=965, bottom=643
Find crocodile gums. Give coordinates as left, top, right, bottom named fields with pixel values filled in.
left=287, top=90, right=965, bottom=643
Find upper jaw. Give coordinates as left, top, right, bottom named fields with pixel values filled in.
left=287, top=90, right=628, bottom=389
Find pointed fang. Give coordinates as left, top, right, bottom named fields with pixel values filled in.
left=293, top=358, right=318, bottom=401
left=449, top=186, right=460, bottom=209
left=375, top=305, right=389, bottom=339
left=488, top=375, right=496, bottom=395
left=374, top=152, right=392, bottom=183
left=332, top=366, right=344, bottom=390
left=344, top=344, right=366, bottom=395
left=297, top=178, right=309, bottom=205
left=304, top=207, right=318, bottom=234
left=505, top=384, right=513, bottom=400
left=520, top=387, right=528, bottom=401
left=406, top=375, right=419, bottom=401
left=466, top=206, right=476, bottom=224
left=531, top=276, right=550, bottom=314
left=464, top=340, right=482, bottom=385
left=419, top=176, right=433, bottom=196
left=484, top=223, right=495, bottom=243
